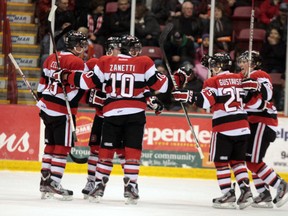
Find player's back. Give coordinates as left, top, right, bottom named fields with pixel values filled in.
left=95, top=54, right=165, bottom=117
left=204, top=71, right=249, bottom=135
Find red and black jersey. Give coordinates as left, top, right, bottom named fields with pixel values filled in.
left=36, top=51, right=86, bottom=116
left=67, top=54, right=168, bottom=117
left=244, top=70, right=278, bottom=128
left=195, top=71, right=250, bottom=136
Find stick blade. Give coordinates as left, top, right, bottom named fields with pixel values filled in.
left=159, top=23, right=174, bottom=46
left=48, top=5, right=57, bottom=22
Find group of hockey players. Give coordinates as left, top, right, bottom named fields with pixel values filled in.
left=36, top=29, right=288, bottom=208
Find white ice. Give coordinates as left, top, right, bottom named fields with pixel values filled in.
left=0, top=171, right=287, bottom=216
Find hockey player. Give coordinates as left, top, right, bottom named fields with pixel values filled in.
left=237, top=50, right=288, bottom=208
left=37, top=30, right=88, bottom=200
left=81, top=36, right=164, bottom=199
left=81, top=37, right=125, bottom=198
left=172, top=53, right=253, bottom=209
left=49, top=35, right=170, bottom=203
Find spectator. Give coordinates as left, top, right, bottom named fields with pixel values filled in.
left=164, top=30, right=196, bottom=71
left=138, top=0, right=171, bottom=25
left=213, top=2, right=233, bottom=52
left=54, top=0, right=76, bottom=33
left=258, top=0, right=288, bottom=29
left=106, top=0, right=131, bottom=37
left=35, top=0, right=75, bottom=42
left=76, top=0, right=105, bottom=45
left=170, top=1, right=204, bottom=47
left=77, top=27, right=96, bottom=61
left=135, top=3, right=161, bottom=46
left=273, top=73, right=286, bottom=111
left=260, top=27, right=286, bottom=74
left=269, top=2, right=288, bottom=42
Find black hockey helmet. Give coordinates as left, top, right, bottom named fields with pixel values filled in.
left=209, top=52, right=232, bottom=71
left=105, top=36, right=121, bottom=55
left=120, top=34, right=142, bottom=57
left=65, top=30, right=88, bottom=49
left=237, top=50, right=262, bottom=69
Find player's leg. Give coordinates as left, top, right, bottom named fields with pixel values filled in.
left=88, top=115, right=123, bottom=202
left=122, top=111, right=146, bottom=204
left=82, top=115, right=103, bottom=198
left=210, top=132, right=236, bottom=209
left=230, top=133, right=253, bottom=209
left=43, top=114, right=74, bottom=200
left=246, top=123, right=288, bottom=208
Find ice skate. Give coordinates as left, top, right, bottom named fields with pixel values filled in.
left=123, top=177, right=139, bottom=205
left=273, top=179, right=288, bottom=208
left=237, top=180, right=253, bottom=209
left=88, top=176, right=109, bottom=203
left=251, top=186, right=273, bottom=208
left=46, top=179, right=73, bottom=201
left=212, top=184, right=236, bottom=209
left=40, top=170, right=52, bottom=199
left=82, top=179, right=95, bottom=199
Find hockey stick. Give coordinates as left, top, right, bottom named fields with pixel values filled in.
left=48, top=5, right=77, bottom=142
left=247, top=0, right=255, bottom=78
left=8, top=53, right=39, bottom=102
left=48, top=6, right=89, bottom=164
left=159, top=23, right=204, bottom=159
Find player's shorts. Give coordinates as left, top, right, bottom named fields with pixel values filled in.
left=101, top=111, right=146, bottom=150
left=209, top=132, right=249, bottom=162
left=88, top=115, right=104, bottom=146
left=39, top=111, right=75, bottom=147
left=246, top=122, right=276, bottom=163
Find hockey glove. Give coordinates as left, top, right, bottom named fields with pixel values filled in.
left=172, top=89, right=194, bottom=104
left=173, top=68, right=189, bottom=88
left=51, top=69, right=71, bottom=83
left=242, top=78, right=261, bottom=92
left=88, top=89, right=106, bottom=108
left=146, top=96, right=164, bottom=115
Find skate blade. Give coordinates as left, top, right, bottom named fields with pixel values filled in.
left=89, top=195, right=101, bottom=203
left=251, top=202, right=273, bottom=208
left=41, top=192, right=53, bottom=200
left=125, top=197, right=138, bottom=205
left=275, top=193, right=288, bottom=208
left=238, top=197, right=253, bottom=210
left=212, top=202, right=237, bottom=209
left=83, top=194, right=89, bottom=200
left=52, top=193, right=73, bottom=201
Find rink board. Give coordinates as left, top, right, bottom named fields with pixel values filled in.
left=0, top=104, right=288, bottom=180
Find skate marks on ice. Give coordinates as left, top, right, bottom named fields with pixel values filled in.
left=0, top=171, right=288, bottom=216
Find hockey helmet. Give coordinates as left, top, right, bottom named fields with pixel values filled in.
left=209, top=52, right=232, bottom=71
left=65, top=30, right=88, bottom=49
left=120, top=35, right=142, bottom=57
left=105, top=37, right=121, bottom=56
left=237, top=50, right=262, bottom=69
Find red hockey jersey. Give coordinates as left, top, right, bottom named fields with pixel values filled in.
left=196, top=71, right=250, bottom=136
left=244, top=70, right=278, bottom=129
left=67, top=54, right=168, bottom=117
left=37, top=51, right=86, bottom=116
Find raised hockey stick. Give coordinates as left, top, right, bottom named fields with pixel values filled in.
left=48, top=5, right=77, bottom=142
left=247, top=0, right=255, bottom=78
left=8, top=53, right=39, bottom=102
left=159, top=23, right=204, bottom=159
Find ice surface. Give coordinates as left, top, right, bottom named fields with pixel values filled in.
left=0, top=171, right=287, bottom=216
